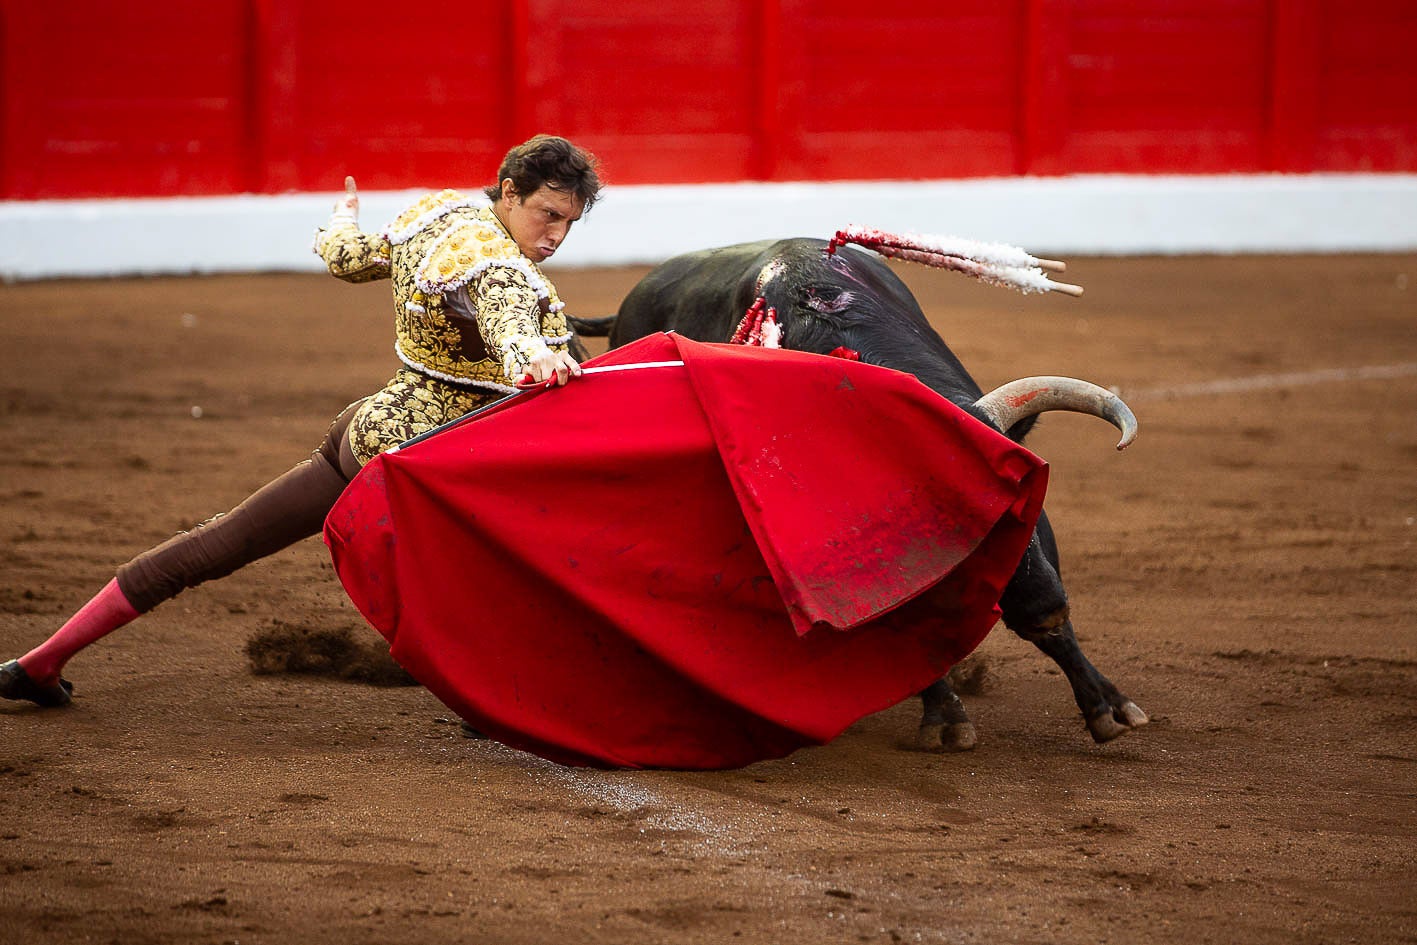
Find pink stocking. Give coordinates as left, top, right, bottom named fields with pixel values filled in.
left=18, top=579, right=139, bottom=684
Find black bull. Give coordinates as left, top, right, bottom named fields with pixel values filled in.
left=574, top=237, right=1147, bottom=751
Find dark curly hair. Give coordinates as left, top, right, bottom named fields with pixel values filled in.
left=484, top=135, right=602, bottom=210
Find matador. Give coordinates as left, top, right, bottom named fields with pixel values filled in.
left=2, top=135, right=601, bottom=708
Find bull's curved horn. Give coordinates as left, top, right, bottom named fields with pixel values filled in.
left=974, top=376, right=1138, bottom=451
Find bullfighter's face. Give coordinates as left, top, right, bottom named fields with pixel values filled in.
left=493, top=180, right=584, bottom=263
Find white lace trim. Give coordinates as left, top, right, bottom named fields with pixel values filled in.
left=414, top=221, right=555, bottom=300
left=382, top=194, right=481, bottom=245
left=394, top=343, right=518, bottom=394
left=404, top=301, right=426, bottom=313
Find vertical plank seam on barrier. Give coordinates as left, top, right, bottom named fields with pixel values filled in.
left=0, top=3, right=10, bottom=197
left=1018, top=0, right=1066, bottom=176
left=773, top=0, right=810, bottom=180
left=1267, top=0, right=1320, bottom=173
left=507, top=0, right=532, bottom=146
left=244, top=0, right=263, bottom=193
left=0, top=3, right=34, bottom=197
left=752, top=0, right=781, bottom=181
left=250, top=0, right=301, bottom=193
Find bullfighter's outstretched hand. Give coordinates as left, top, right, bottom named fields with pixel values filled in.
left=334, top=176, right=359, bottom=222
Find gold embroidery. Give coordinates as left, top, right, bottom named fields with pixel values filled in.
left=346, top=369, right=500, bottom=465
left=476, top=267, right=544, bottom=375
left=383, top=189, right=475, bottom=244
left=320, top=197, right=574, bottom=466
left=314, top=220, right=391, bottom=283
left=388, top=205, right=566, bottom=387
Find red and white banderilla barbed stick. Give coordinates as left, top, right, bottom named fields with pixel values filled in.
left=825, top=225, right=1084, bottom=297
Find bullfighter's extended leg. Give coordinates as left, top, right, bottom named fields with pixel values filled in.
left=2, top=402, right=364, bottom=708
left=997, top=517, right=1148, bottom=743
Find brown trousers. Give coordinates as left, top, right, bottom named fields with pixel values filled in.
left=115, top=400, right=366, bottom=613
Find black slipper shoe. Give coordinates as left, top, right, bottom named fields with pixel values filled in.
left=0, top=660, right=73, bottom=708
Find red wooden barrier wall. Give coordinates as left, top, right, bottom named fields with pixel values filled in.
left=1, top=0, right=1414, bottom=199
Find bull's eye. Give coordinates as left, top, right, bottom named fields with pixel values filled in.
left=806, top=290, right=854, bottom=314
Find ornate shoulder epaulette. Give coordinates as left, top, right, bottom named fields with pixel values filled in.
left=382, top=189, right=480, bottom=245
left=414, top=217, right=558, bottom=309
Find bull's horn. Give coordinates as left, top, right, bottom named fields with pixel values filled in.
left=974, top=376, right=1138, bottom=450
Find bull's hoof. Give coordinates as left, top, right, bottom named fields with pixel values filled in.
left=1119, top=701, right=1149, bottom=727
left=0, top=660, right=73, bottom=708
left=916, top=721, right=978, bottom=753
left=1086, top=700, right=1149, bottom=743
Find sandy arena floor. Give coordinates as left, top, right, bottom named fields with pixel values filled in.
left=2, top=254, right=1415, bottom=944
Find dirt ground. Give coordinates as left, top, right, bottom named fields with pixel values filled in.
left=2, top=253, right=1414, bottom=944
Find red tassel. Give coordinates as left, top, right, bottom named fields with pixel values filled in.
left=731, top=297, right=775, bottom=346
left=730, top=297, right=766, bottom=345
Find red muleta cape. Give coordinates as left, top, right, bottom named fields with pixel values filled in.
left=325, top=333, right=1048, bottom=769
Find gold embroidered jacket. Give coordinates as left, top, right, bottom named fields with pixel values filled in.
left=313, top=190, right=572, bottom=391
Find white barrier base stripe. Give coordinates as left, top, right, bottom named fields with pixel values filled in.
left=4, top=174, right=1417, bottom=279
left=1124, top=362, right=1417, bottom=402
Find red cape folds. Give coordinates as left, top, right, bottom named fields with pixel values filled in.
left=325, top=334, right=1048, bottom=769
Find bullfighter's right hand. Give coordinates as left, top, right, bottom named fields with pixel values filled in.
left=332, top=176, right=359, bottom=222
left=524, top=347, right=582, bottom=387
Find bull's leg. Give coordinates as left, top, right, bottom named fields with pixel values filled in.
left=916, top=677, right=977, bottom=753
left=998, top=518, right=1148, bottom=743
